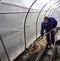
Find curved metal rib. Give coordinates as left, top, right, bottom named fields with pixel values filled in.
left=48, top=4, right=60, bottom=16
left=44, top=1, right=60, bottom=16
left=24, top=0, right=37, bottom=49
left=51, top=6, right=60, bottom=16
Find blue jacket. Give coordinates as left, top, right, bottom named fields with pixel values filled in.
left=41, top=17, right=57, bottom=36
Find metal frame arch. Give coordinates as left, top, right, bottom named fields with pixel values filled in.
left=48, top=7, right=55, bottom=16
left=0, top=1, right=40, bottom=10
left=44, top=1, right=60, bottom=16
left=51, top=6, right=60, bottom=16
left=48, top=4, right=60, bottom=16
left=24, top=0, right=37, bottom=49
left=0, top=1, right=29, bottom=9
left=36, top=0, right=52, bottom=39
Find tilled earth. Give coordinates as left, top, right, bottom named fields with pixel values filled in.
left=14, top=30, right=59, bottom=61
left=14, top=37, right=47, bottom=61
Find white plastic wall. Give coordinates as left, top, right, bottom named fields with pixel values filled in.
left=0, top=0, right=60, bottom=61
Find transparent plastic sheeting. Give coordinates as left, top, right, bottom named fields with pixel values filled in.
left=1, top=29, right=25, bottom=61
left=0, top=3, right=28, bottom=61
left=0, top=3, right=39, bottom=61
left=26, top=12, right=38, bottom=47
left=0, top=0, right=60, bottom=61
left=0, top=11, right=26, bottom=60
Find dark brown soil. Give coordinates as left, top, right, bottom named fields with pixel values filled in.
left=14, top=37, right=47, bottom=61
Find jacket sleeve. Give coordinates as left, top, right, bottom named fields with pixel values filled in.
left=40, top=23, right=45, bottom=36
left=53, top=18, right=57, bottom=28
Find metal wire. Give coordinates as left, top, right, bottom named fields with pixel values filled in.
left=0, top=1, right=40, bottom=10
left=0, top=35, right=10, bottom=61
left=0, top=12, right=39, bottom=14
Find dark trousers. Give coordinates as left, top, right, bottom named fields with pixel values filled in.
left=46, top=30, right=55, bottom=45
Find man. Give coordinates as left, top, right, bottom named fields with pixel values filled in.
left=40, top=16, right=57, bottom=48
